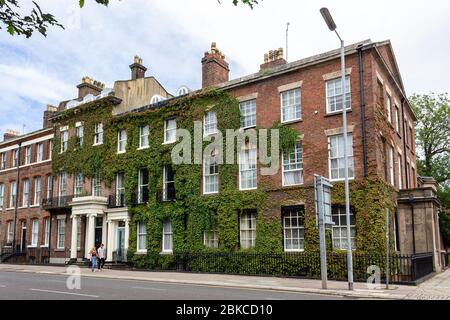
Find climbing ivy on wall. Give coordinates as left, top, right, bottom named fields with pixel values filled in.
left=51, top=89, right=398, bottom=268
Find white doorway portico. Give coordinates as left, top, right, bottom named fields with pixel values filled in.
left=106, top=207, right=130, bottom=262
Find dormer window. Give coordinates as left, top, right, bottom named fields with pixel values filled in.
left=176, top=86, right=190, bottom=96
left=150, top=95, right=165, bottom=104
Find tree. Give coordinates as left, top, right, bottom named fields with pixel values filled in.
left=410, top=93, right=450, bottom=186
left=1, top=0, right=259, bottom=38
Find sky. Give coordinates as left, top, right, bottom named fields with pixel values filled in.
left=0, top=0, right=449, bottom=135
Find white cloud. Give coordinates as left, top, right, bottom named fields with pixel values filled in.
left=1, top=0, right=449, bottom=135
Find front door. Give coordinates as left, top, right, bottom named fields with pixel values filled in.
left=95, top=217, right=103, bottom=248
left=117, top=227, right=125, bottom=262
left=20, top=221, right=27, bottom=252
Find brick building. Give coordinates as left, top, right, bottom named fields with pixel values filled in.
left=0, top=123, right=54, bottom=263
left=1, top=40, right=444, bottom=272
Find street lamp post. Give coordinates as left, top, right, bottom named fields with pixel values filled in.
left=320, top=7, right=354, bottom=291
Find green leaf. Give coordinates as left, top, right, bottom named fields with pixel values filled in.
left=7, top=24, right=15, bottom=35
left=79, top=0, right=85, bottom=8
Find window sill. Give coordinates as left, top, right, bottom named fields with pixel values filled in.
left=40, top=245, right=49, bottom=248
left=135, top=250, right=147, bottom=255
left=160, top=251, right=173, bottom=255
left=284, top=249, right=305, bottom=253
left=282, top=183, right=304, bottom=188
left=239, top=187, right=258, bottom=191
left=330, top=177, right=355, bottom=182
left=6, top=208, right=15, bottom=211
left=27, top=245, right=38, bottom=248
left=93, top=143, right=103, bottom=147
left=203, top=191, right=219, bottom=196
left=281, top=118, right=302, bottom=125
left=325, top=109, right=352, bottom=117
left=54, top=248, right=65, bottom=252
left=162, top=141, right=176, bottom=145
left=117, top=151, right=126, bottom=155
left=137, top=146, right=149, bottom=151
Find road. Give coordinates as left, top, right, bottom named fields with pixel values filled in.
left=0, top=270, right=353, bottom=300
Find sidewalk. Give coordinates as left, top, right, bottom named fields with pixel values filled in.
left=0, top=264, right=448, bottom=300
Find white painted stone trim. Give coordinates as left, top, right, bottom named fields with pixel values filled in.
left=236, top=92, right=258, bottom=102
left=322, top=68, right=352, bottom=81
left=278, top=81, right=303, bottom=92
left=324, top=125, right=355, bottom=136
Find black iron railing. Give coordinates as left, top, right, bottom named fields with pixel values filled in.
left=42, top=196, right=73, bottom=210
left=130, top=189, right=149, bottom=206
left=157, top=184, right=176, bottom=202
left=132, top=252, right=434, bottom=284
left=108, top=193, right=126, bottom=208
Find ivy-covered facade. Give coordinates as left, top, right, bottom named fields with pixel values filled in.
left=42, top=40, right=425, bottom=268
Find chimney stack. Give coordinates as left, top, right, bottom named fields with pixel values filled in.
left=130, top=55, right=147, bottom=80
left=76, top=76, right=105, bottom=100
left=43, top=105, right=58, bottom=129
left=201, top=42, right=229, bottom=88
left=3, top=129, right=20, bottom=141
left=260, top=47, right=286, bottom=71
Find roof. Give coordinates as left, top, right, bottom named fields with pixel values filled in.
left=0, top=127, right=53, bottom=147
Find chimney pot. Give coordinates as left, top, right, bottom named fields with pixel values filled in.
left=201, top=42, right=230, bottom=88
left=130, top=55, right=147, bottom=80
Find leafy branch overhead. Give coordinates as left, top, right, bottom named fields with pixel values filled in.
left=1, top=0, right=259, bottom=38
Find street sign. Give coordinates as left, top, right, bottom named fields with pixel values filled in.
left=314, top=175, right=334, bottom=228
left=314, top=174, right=334, bottom=290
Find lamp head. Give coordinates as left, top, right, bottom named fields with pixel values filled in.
left=320, top=7, right=337, bottom=31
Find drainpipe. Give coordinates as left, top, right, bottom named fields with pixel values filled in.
left=401, top=98, right=409, bottom=188
left=12, top=142, right=22, bottom=254
left=357, top=45, right=368, bottom=177
left=409, top=194, right=416, bottom=254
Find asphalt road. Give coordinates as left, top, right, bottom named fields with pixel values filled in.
left=0, top=271, right=352, bottom=300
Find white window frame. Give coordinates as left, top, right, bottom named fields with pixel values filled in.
left=22, top=179, right=30, bottom=207
left=76, top=125, right=84, bottom=147
left=48, top=140, right=53, bottom=160
left=74, top=173, right=84, bottom=197
left=31, top=219, right=39, bottom=247
left=43, top=218, right=50, bottom=247
left=138, top=168, right=149, bottom=204
left=386, top=95, right=392, bottom=124
left=92, top=174, right=102, bottom=197
left=203, top=111, right=218, bottom=136
left=239, top=99, right=257, bottom=129
left=398, top=153, right=403, bottom=189
left=10, top=181, right=17, bottom=208
left=326, top=76, right=351, bottom=114
left=238, top=146, right=257, bottom=191
left=203, top=231, right=218, bottom=249
left=116, top=172, right=125, bottom=202
left=332, top=206, right=356, bottom=250
left=203, top=152, right=219, bottom=194
left=0, top=184, right=4, bottom=208
left=162, top=219, right=173, bottom=253
left=58, top=172, right=67, bottom=198
left=163, top=166, right=175, bottom=201
left=394, top=105, right=400, bottom=133
left=239, top=210, right=256, bottom=249
left=164, top=119, right=177, bottom=144
left=60, top=130, right=69, bottom=153
left=36, top=143, right=44, bottom=162
left=139, top=125, right=149, bottom=149
left=328, top=133, right=355, bottom=181
left=94, top=122, right=103, bottom=145
left=12, top=149, right=18, bottom=167
left=283, top=207, right=305, bottom=252
left=117, top=129, right=127, bottom=153
left=57, top=218, right=66, bottom=249
left=137, top=222, right=147, bottom=253
left=7, top=221, right=13, bottom=244
left=47, top=175, right=53, bottom=199
left=280, top=88, right=301, bottom=123
left=24, top=146, right=31, bottom=165
left=282, top=143, right=304, bottom=186
left=389, top=145, right=395, bottom=186
left=0, top=152, right=6, bottom=170
left=34, top=176, right=41, bottom=206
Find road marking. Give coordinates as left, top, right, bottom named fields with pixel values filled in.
left=29, top=288, right=99, bottom=298
left=132, top=286, right=166, bottom=291
left=265, top=298, right=282, bottom=300
left=0, top=285, right=6, bottom=288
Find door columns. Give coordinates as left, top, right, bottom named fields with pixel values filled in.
left=70, top=215, right=79, bottom=259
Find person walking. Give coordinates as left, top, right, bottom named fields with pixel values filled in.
left=88, top=247, right=97, bottom=272
left=97, top=244, right=106, bottom=270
